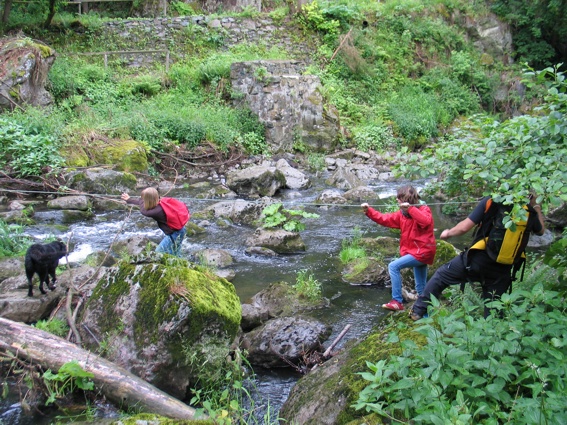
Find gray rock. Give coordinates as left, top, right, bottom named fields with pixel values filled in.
left=239, top=316, right=331, bottom=368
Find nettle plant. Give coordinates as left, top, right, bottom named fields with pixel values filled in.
left=354, top=284, right=567, bottom=424
left=260, top=203, right=319, bottom=232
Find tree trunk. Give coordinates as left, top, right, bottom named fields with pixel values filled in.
left=0, top=317, right=201, bottom=421
left=2, top=0, right=12, bottom=23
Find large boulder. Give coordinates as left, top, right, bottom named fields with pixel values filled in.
left=0, top=264, right=103, bottom=323
left=199, top=198, right=273, bottom=225
left=0, top=275, right=63, bottom=323
left=275, top=159, right=311, bottom=190
left=0, top=37, right=55, bottom=111
left=225, top=164, right=286, bottom=197
left=65, top=168, right=137, bottom=196
left=240, top=316, right=331, bottom=368
left=77, top=256, right=241, bottom=400
left=246, top=228, right=306, bottom=254
left=62, top=139, right=148, bottom=173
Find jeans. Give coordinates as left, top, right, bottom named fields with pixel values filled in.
left=388, top=254, right=427, bottom=303
left=157, top=227, right=186, bottom=257
left=412, top=250, right=512, bottom=318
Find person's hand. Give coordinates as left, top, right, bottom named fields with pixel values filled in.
left=440, top=229, right=451, bottom=240
left=121, top=193, right=130, bottom=201
left=399, top=202, right=410, bottom=209
left=361, top=203, right=369, bottom=212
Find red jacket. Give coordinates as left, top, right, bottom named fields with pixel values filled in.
left=366, top=205, right=436, bottom=265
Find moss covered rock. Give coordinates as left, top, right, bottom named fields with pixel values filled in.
left=78, top=255, right=241, bottom=400
left=62, top=139, right=148, bottom=172
left=279, top=314, right=427, bottom=424
left=66, top=168, right=137, bottom=196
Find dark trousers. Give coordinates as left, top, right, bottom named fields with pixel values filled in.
left=412, top=250, right=512, bottom=318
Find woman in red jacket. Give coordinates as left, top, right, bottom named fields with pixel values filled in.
left=361, top=185, right=436, bottom=311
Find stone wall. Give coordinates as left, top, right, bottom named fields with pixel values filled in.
left=231, top=60, right=339, bottom=153
left=102, top=15, right=312, bottom=65
left=99, top=17, right=339, bottom=151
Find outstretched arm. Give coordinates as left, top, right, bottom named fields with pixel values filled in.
left=440, top=217, right=476, bottom=240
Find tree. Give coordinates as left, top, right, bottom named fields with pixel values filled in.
left=491, top=0, right=567, bottom=68
left=396, top=64, right=567, bottom=220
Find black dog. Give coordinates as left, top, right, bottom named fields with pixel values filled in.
left=24, top=241, right=67, bottom=297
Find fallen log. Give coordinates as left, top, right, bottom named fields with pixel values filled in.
left=0, top=317, right=201, bottom=420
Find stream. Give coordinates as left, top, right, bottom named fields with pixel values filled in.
left=1, top=172, right=464, bottom=424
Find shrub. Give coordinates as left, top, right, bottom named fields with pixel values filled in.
left=0, top=117, right=64, bottom=177
left=354, top=284, right=567, bottom=423
left=33, top=318, right=70, bottom=338
left=387, top=85, right=450, bottom=149
left=352, top=123, right=398, bottom=152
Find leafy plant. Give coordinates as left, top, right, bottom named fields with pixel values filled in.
left=292, top=269, right=322, bottom=301
left=395, top=64, right=567, bottom=217
left=260, top=203, right=319, bottom=232
left=0, top=117, right=65, bottom=177
left=354, top=284, right=567, bottom=423
left=189, top=348, right=283, bottom=424
left=306, top=153, right=326, bottom=172
left=0, top=219, right=32, bottom=257
left=543, top=230, right=567, bottom=287
left=352, top=123, right=398, bottom=152
left=32, top=318, right=70, bottom=338
left=42, top=361, right=95, bottom=406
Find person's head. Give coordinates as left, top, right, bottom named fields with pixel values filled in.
left=141, top=187, right=160, bottom=210
left=397, top=185, right=420, bottom=205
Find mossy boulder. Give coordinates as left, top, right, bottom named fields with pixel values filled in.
left=66, top=168, right=137, bottom=196
left=62, top=139, right=148, bottom=172
left=279, top=314, right=427, bottom=424
left=93, top=139, right=148, bottom=173
left=0, top=37, right=56, bottom=111
left=78, top=255, right=241, bottom=400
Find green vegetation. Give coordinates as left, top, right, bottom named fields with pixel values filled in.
left=339, top=226, right=367, bottom=264
left=292, top=269, right=322, bottom=301
left=189, top=350, right=283, bottom=424
left=354, top=283, right=567, bottom=423
left=260, top=203, right=320, bottom=232
left=0, top=219, right=32, bottom=257
left=2, top=0, right=557, bottom=181
left=42, top=361, right=95, bottom=406
left=0, top=116, right=64, bottom=177
left=32, top=318, right=70, bottom=338
left=397, top=65, right=567, bottom=223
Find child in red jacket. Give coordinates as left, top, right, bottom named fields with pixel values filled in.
left=361, top=186, right=436, bottom=311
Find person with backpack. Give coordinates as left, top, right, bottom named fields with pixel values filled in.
left=409, top=194, right=545, bottom=321
left=121, top=188, right=190, bottom=257
left=361, top=185, right=436, bottom=312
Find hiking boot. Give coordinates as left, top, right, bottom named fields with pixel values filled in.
left=409, top=308, right=427, bottom=321
left=382, top=299, right=404, bottom=311
left=410, top=311, right=423, bottom=321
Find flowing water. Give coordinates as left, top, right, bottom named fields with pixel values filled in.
left=1, top=173, right=465, bottom=423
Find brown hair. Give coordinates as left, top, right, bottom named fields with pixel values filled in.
left=397, top=185, right=420, bottom=205
left=141, top=187, right=160, bottom=210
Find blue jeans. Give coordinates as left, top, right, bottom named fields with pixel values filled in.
left=157, top=227, right=186, bottom=257
left=388, top=254, right=427, bottom=303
